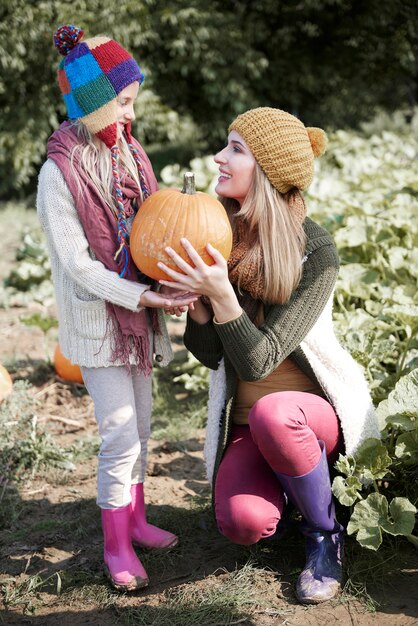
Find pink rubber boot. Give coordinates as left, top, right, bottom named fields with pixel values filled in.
left=130, top=483, right=178, bottom=549
left=101, top=506, right=149, bottom=591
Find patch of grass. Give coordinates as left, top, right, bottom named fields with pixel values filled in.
left=340, top=579, right=379, bottom=613
left=123, top=561, right=270, bottom=626
left=344, top=535, right=409, bottom=591
left=70, top=436, right=100, bottom=461
left=136, top=498, right=216, bottom=575
left=0, top=381, right=77, bottom=531
left=5, top=518, right=70, bottom=544
left=0, top=480, right=29, bottom=533
left=0, top=380, right=75, bottom=483
left=1, top=569, right=116, bottom=616
left=1, top=571, right=62, bottom=613
left=63, top=499, right=100, bottom=540
left=57, top=570, right=119, bottom=610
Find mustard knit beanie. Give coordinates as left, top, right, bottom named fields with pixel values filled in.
left=229, top=107, right=327, bottom=193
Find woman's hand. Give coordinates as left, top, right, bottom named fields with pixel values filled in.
left=158, top=239, right=242, bottom=324
left=158, top=238, right=230, bottom=299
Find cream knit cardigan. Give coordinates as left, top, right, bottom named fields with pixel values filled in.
left=37, top=159, right=173, bottom=368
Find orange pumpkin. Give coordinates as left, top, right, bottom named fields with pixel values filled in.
left=130, top=172, right=233, bottom=281
left=53, top=344, right=84, bottom=384
left=0, top=364, right=13, bottom=403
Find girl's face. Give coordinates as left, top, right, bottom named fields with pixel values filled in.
left=116, top=81, right=139, bottom=135
left=214, top=130, right=256, bottom=205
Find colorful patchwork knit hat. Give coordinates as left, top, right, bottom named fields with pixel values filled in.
left=229, top=107, right=327, bottom=194
left=54, top=24, right=144, bottom=148
left=53, top=24, right=150, bottom=277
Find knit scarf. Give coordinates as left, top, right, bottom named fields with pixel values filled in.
left=47, top=121, right=159, bottom=374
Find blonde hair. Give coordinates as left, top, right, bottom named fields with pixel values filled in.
left=222, top=162, right=306, bottom=304
left=69, top=121, right=144, bottom=216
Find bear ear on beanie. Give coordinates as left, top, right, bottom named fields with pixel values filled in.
left=307, top=127, right=328, bottom=158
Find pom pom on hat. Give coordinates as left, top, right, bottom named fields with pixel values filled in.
left=54, top=25, right=84, bottom=56
left=307, top=127, right=328, bottom=157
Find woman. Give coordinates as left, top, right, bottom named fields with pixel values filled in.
left=37, top=24, right=196, bottom=592
left=156, top=107, right=380, bottom=604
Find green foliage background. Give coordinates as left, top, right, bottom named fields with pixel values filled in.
left=0, top=1, right=417, bottom=553
left=1, top=0, right=417, bottom=197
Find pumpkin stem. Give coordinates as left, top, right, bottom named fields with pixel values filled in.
left=182, top=171, right=196, bottom=195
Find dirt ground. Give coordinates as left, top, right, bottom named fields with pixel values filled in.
left=0, top=213, right=417, bottom=625
left=1, top=305, right=417, bottom=626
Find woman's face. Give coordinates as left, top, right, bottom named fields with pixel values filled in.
left=214, top=130, right=256, bottom=205
left=116, top=81, right=139, bottom=135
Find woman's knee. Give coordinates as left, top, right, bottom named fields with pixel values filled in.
left=215, top=495, right=280, bottom=545
left=249, top=392, right=301, bottom=439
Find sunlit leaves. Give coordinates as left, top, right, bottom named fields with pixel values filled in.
left=377, top=369, right=418, bottom=430
left=353, top=439, right=393, bottom=482
left=332, top=475, right=363, bottom=506
left=347, top=494, right=417, bottom=550
left=395, top=430, right=418, bottom=465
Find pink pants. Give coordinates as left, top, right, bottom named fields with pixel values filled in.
left=214, top=391, right=343, bottom=545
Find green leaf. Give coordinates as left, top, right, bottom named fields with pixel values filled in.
left=337, top=267, right=380, bottom=300
left=334, top=453, right=355, bottom=477
left=385, top=304, right=418, bottom=330
left=380, top=497, right=417, bottom=536
left=347, top=493, right=387, bottom=550
left=334, top=222, right=369, bottom=247
left=354, top=526, right=383, bottom=551
left=332, top=474, right=363, bottom=506
left=353, top=438, right=392, bottom=480
left=395, top=429, right=418, bottom=465
left=347, top=494, right=417, bottom=550
left=377, top=369, right=418, bottom=429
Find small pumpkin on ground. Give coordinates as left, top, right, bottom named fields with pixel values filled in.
left=130, top=171, right=233, bottom=281
left=53, top=344, right=84, bottom=384
left=0, top=364, right=13, bottom=403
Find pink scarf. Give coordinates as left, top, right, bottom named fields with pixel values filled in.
left=47, top=121, right=159, bottom=374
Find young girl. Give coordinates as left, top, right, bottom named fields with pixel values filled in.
left=37, top=25, right=196, bottom=592
left=157, top=107, right=380, bottom=604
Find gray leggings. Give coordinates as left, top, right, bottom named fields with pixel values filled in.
left=81, top=365, right=153, bottom=509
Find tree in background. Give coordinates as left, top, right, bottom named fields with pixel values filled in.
left=142, top=0, right=417, bottom=144
left=1, top=0, right=417, bottom=198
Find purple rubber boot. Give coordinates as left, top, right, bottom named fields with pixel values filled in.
left=275, top=440, right=344, bottom=604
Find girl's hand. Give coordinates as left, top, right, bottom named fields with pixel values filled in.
left=160, top=284, right=198, bottom=317
left=158, top=238, right=230, bottom=299
left=139, top=287, right=198, bottom=310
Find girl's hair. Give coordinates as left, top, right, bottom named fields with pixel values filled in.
left=69, top=121, right=143, bottom=216
left=222, top=162, right=306, bottom=304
